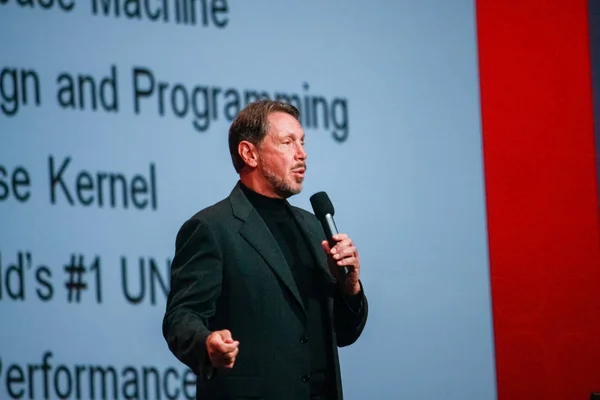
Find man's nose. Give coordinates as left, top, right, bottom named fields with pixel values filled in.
left=297, top=143, right=307, bottom=160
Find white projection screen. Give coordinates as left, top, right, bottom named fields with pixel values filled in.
left=0, top=1, right=497, bottom=399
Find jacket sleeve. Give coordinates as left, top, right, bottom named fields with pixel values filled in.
left=162, top=217, right=223, bottom=378
left=333, top=280, right=368, bottom=347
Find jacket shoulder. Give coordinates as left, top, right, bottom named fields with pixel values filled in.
left=171, top=197, right=234, bottom=252
left=187, top=197, right=232, bottom=225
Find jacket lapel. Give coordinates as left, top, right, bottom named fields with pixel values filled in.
left=289, top=209, right=337, bottom=285
left=229, top=183, right=307, bottom=316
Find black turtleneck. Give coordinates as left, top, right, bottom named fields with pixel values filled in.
left=240, top=182, right=334, bottom=397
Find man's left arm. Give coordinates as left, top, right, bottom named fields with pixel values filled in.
left=322, top=233, right=369, bottom=347
left=333, top=279, right=368, bottom=346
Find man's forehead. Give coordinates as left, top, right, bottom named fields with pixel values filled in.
left=267, top=112, right=304, bottom=137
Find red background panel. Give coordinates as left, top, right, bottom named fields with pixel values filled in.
left=475, top=0, right=600, bottom=398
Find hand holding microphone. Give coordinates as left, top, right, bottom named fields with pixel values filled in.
left=310, top=192, right=361, bottom=295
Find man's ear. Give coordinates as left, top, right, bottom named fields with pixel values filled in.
left=238, top=141, right=258, bottom=168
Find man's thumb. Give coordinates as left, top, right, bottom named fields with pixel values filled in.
left=217, top=329, right=233, bottom=341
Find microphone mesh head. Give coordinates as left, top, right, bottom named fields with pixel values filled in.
left=310, top=191, right=335, bottom=217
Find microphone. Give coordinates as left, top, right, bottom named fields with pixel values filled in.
left=310, top=191, right=349, bottom=277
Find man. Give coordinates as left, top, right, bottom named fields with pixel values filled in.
left=162, top=100, right=368, bottom=400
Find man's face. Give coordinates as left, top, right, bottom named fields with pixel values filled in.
left=256, top=111, right=307, bottom=198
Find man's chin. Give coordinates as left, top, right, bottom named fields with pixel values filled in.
left=280, top=184, right=302, bottom=198
left=292, top=180, right=304, bottom=193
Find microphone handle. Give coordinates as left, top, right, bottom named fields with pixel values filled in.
left=323, top=214, right=350, bottom=277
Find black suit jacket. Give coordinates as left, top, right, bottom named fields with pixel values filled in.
left=163, top=182, right=368, bottom=400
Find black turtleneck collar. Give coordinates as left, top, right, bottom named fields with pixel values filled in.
left=239, top=181, right=288, bottom=212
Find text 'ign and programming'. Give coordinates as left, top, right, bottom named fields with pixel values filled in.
left=0, top=65, right=351, bottom=143
left=1, top=1, right=351, bottom=142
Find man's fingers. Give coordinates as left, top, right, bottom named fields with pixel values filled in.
left=324, top=238, right=352, bottom=254
left=221, top=345, right=240, bottom=357
left=211, top=329, right=238, bottom=352
left=206, top=330, right=240, bottom=368
left=215, top=340, right=239, bottom=354
left=210, top=346, right=238, bottom=368
left=221, top=347, right=239, bottom=361
left=336, top=256, right=358, bottom=267
left=332, top=246, right=356, bottom=260
left=331, top=238, right=353, bottom=255
left=331, top=233, right=348, bottom=242
left=216, top=346, right=238, bottom=368
left=220, top=352, right=234, bottom=364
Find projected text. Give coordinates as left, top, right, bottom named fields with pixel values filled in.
left=0, top=250, right=171, bottom=306
left=0, top=64, right=352, bottom=142
left=0, top=351, right=196, bottom=400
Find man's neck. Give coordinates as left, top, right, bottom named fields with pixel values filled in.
left=239, top=181, right=287, bottom=212
left=239, top=173, right=282, bottom=199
